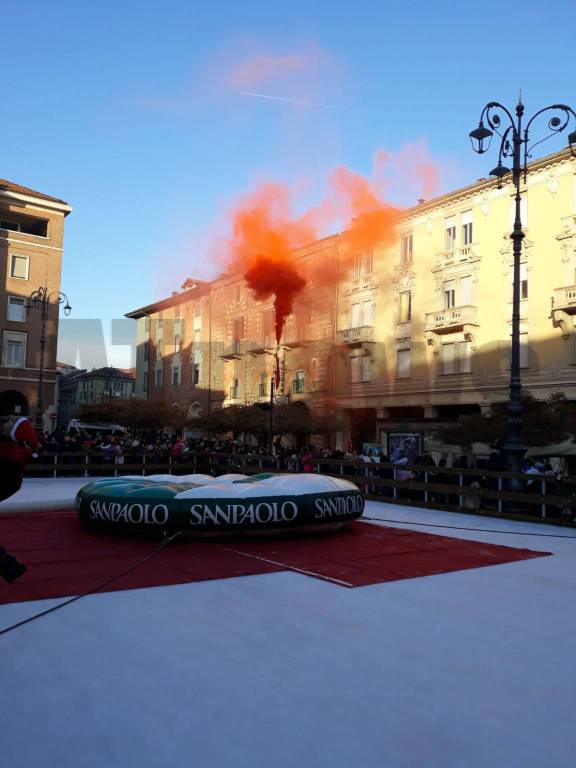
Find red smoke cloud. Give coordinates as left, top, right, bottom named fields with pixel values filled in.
left=228, top=184, right=313, bottom=343
left=223, top=146, right=439, bottom=342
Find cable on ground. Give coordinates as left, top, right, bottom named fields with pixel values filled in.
left=0, top=531, right=182, bottom=637
left=361, top=515, right=576, bottom=539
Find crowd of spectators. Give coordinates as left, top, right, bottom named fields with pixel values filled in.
left=29, top=426, right=575, bottom=522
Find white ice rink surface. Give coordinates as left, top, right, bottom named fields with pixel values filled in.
left=1, top=481, right=576, bottom=767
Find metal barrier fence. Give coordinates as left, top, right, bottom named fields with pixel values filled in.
left=26, top=452, right=576, bottom=524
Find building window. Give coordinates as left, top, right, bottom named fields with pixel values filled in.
left=230, top=378, right=239, bottom=399
left=232, top=316, right=245, bottom=352
left=172, top=367, right=180, bottom=386
left=155, top=368, right=163, bottom=388
left=7, top=297, right=26, bottom=322
left=442, top=340, right=472, bottom=374
left=462, top=211, right=473, bottom=246
left=396, top=348, right=410, bottom=379
left=353, top=253, right=362, bottom=278
left=174, top=334, right=181, bottom=353
left=10, top=254, right=29, bottom=280
left=259, top=372, right=269, bottom=397
left=363, top=300, right=373, bottom=326
left=0, top=215, right=47, bottom=237
left=401, top=233, right=413, bottom=264
left=143, top=372, right=148, bottom=392
left=361, top=354, right=371, bottom=382
left=445, top=216, right=456, bottom=251
left=460, top=275, right=473, bottom=305
left=292, top=370, right=305, bottom=394
left=193, top=362, right=200, bottom=385
left=460, top=340, right=472, bottom=373
left=399, top=291, right=412, bottom=322
left=350, top=355, right=361, bottom=383
left=442, top=343, right=456, bottom=375
left=157, top=318, right=164, bottom=339
left=144, top=317, right=151, bottom=332
left=351, top=353, right=371, bottom=383
left=143, top=340, right=149, bottom=362
left=2, top=331, right=26, bottom=367
left=350, top=302, right=361, bottom=328
left=443, top=280, right=456, bottom=309
left=194, top=328, right=201, bottom=352
left=363, top=250, right=373, bottom=275
left=520, top=262, right=528, bottom=300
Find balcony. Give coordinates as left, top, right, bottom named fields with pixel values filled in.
left=219, top=340, right=243, bottom=360
left=552, top=286, right=576, bottom=338
left=425, top=305, right=478, bottom=333
left=553, top=286, right=576, bottom=313
left=435, top=245, right=479, bottom=268
left=338, top=325, right=375, bottom=347
left=247, top=337, right=275, bottom=356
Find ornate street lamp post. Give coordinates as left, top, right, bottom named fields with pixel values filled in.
left=469, top=98, right=576, bottom=480
left=26, top=287, right=72, bottom=432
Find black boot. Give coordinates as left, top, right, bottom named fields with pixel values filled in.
left=0, top=546, right=27, bottom=584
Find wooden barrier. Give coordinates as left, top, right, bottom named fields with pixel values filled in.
left=25, top=452, right=576, bottom=524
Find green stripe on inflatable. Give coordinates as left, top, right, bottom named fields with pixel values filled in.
left=76, top=487, right=365, bottom=531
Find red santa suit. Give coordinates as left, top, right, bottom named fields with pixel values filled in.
left=0, top=417, right=40, bottom=502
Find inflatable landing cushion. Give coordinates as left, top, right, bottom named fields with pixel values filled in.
left=76, top=473, right=365, bottom=532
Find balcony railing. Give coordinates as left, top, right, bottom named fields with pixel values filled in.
left=425, top=305, right=478, bottom=332
left=247, top=337, right=275, bottom=356
left=553, top=286, right=576, bottom=312
left=338, top=325, right=375, bottom=346
left=437, top=245, right=477, bottom=266
left=220, top=340, right=243, bottom=360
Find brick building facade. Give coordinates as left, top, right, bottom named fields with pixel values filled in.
left=0, top=178, right=72, bottom=429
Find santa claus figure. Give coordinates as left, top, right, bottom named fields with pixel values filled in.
left=0, top=415, right=39, bottom=583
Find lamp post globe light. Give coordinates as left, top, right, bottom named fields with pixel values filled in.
left=469, top=98, right=576, bottom=482
left=26, top=286, right=72, bottom=432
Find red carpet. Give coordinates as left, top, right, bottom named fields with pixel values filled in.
left=0, top=511, right=550, bottom=605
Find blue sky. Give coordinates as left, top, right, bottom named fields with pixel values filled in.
left=3, top=0, right=575, bottom=366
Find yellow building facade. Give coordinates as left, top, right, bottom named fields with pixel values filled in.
left=127, top=148, right=576, bottom=450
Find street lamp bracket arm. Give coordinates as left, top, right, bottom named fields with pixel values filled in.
left=482, top=102, right=517, bottom=137
left=523, top=104, right=576, bottom=165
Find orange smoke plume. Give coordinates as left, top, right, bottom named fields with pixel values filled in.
left=228, top=184, right=313, bottom=343
left=224, top=146, right=438, bottom=342
left=330, top=166, right=401, bottom=253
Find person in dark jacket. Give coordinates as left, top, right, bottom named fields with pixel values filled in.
left=0, top=416, right=39, bottom=583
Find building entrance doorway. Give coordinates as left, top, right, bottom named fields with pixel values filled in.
left=350, top=408, right=377, bottom=450
left=0, top=389, right=29, bottom=416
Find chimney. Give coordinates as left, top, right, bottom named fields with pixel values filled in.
left=417, top=198, right=425, bottom=206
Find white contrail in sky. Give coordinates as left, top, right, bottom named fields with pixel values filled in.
left=239, top=91, right=335, bottom=109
